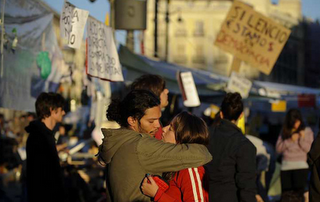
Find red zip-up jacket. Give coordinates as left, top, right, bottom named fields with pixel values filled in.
left=154, top=166, right=208, bottom=202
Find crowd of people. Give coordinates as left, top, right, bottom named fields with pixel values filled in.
left=1, top=74, right=320, bottom=202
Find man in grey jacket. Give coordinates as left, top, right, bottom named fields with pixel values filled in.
left=99, top=90, right=212, bottom=202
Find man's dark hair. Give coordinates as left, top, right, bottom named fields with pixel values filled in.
left=131, top=74, right=166, bottom=97
left=107, top=90, right=160, bottom=127
left=35, top=92, right=65, bottom=120
left=220, top=92, right=243, bottom=121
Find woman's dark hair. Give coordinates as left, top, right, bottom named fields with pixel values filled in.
left=35, top=92, right=65, bottom=120
left=163, top=111, right=209, bottom=181
left=172, top=111, right=209, bottom=145
left=131, top=74, right=166, bottom=97
left=281, top=108, right=305, bottom=140
left=106, top=90, right=160, bottom=127
left=214, top=92, right=243, bottom=125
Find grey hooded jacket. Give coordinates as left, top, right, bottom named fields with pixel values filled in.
left=99, top=127, right=212, bottom=202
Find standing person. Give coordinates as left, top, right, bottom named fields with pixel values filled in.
left=308, top=122, right=320, bottom=202
left=131, top=74, right=169, bottom=139
left=25, top=92, right=66, bottom=202
left=276, top=109, right=313, bottom=199
left=205, top=92, right=257, bottom=202
left=141, top=111, right=209, bottom=202
left=98, top=90, right=212, bottom=202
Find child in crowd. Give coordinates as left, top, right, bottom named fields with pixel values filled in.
left=141, top=111, right=209, bottom=202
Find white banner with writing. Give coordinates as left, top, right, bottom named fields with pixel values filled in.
left=227, top=71, right=252, bottom=99
left=86, top=18, right=123, bottom=81
left=60, top=1, right=89, bottom=49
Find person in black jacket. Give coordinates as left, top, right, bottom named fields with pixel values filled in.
left=308, top=127, right=320, bottom=202
left=25, top=92, right=66, bottom=202
left=205, top=92, right=257, bottom=202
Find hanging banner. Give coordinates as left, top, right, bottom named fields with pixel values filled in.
left=60, top=1, right=89, bottom=49
left=214, top=0, right=291, bottom=75
left=86, top=18, right=124, bottom=81
left=177, top=71, right=201, bottom=107
left=298, top=94, right=316, bottom=108
left=227, top=71, right=252, bottom=99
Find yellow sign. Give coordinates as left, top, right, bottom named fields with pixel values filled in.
left=237, top=114, right=245, bottom=134
left=214, top=0, right=291, bottom=75
left=105, top=13, right=109, bottom=26
left=271, top=100, right=287, bottom=112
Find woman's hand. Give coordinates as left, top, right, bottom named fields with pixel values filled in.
left=299, top=130, right=305, bottom=139
left=141, top=175, right=159, bottom=198
left=291, top=133, right=299, bottom=142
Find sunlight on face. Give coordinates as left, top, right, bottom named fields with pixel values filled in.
left=162, top=124, right=176, bottom=144
left=137, top=106, right=162, bottom=137
left=160, top=89, right=169, bottom=109
left=52, top=107, right=65, bottom=123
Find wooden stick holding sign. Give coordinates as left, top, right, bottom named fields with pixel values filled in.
left=229, top=56, right=242, bottom=76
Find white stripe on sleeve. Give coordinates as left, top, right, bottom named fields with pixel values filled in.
left=188, top=168, right=199, bottom=201
left=194, top=168, right=204, bottom=202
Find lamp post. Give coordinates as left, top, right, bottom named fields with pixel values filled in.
left=154, top=0, right=159, bottom=57
left=165, top=0, right=170, bottom=62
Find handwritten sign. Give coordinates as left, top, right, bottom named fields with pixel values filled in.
left=227, top=71, right=252, bottom=99
left=177, top=71, right=200, bottom=107
left=214, top=0, right=291, bottom=75
left=86, top=18, right=123, bottom=82
left=60, top=1, right=89, bottom=49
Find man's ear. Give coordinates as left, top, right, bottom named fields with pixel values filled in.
left=49, top=107, right=54, bottom=115
left=127, top=116, right=136, bottom=127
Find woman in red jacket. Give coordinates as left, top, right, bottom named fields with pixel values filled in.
left=140, top=111, right=209, bottom=202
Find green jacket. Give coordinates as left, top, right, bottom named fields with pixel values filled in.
left=99, top=127, right=212, bottom=202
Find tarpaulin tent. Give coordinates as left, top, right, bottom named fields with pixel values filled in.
left=118, top=45, right=227, bottom=98
left=118, top=45, right=320, bottom=104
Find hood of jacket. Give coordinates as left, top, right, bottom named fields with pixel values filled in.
left=99, top=127, right=141, bottom=164
left=25, top=120, right=52, bottom=135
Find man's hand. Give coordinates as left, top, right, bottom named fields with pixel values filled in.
left=256, top=194, right=264, bottom=202
left=141, top=175, right=159, bottom=198
left=299, top=130, right=305, bottom=139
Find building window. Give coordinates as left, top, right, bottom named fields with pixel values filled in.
left=174, top=44, right=187, bottom=64
left=194, top=21, right=205, bottom=37
left=192, top=45, right=206, bottom=64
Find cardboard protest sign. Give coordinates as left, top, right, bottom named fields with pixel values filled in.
left=177, top=71, right=200, bottom=107
left=86, top=18, right=124, bottom=82
left=60, top=1, right=89, bottom=49
left=227, top=71, right=252, bottom=98
left=214, top=0, right=291, bottom=75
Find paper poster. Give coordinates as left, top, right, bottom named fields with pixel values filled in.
left=86, top=18, right=124, bottom=82
left=60, top=1, right=89, bottom=49
left=177, top=71, right=201, bottom=107
left=214, top=0, right=291, bottom=75
left=227, top=71, right=252, bottom=99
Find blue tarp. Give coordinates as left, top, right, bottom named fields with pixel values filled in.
left=118, top=45, right=226, bottom=97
